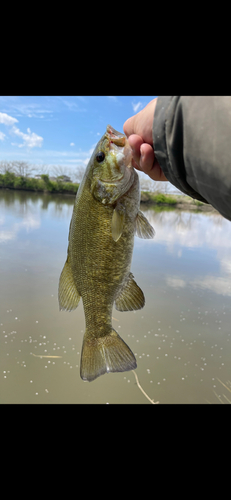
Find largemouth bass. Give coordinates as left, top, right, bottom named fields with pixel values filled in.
left=58, top=125, right=155, bottom=382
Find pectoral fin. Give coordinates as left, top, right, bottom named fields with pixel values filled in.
left=135, top=210, right=155, bottom=239
left=111, top=204, right=125, bottom=242
left=58, top=257, right=81, bottom=311
left=115, top=272, right=145, bottom=311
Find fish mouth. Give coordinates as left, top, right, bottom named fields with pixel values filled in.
left=106, top=124, right=126, bottom=148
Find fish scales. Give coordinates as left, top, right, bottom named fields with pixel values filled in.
left=71, top=175, right=137, bottom=327
left=59, top=125, right=155, bottom=381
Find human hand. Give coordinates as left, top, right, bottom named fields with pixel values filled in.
left=123, top=98, right=167, bottom=182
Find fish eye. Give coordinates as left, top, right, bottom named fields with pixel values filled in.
left=96, top=151, right=105, bottom=163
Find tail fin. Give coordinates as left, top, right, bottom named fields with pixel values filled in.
left=80, top=327, right=137, bottom=382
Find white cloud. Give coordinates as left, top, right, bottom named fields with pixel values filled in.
left=0, top=101, right=53, bottom=118
left=11, top=125, right=43, bottom=148
left=61, top=99, right=87, bottom=112
left=14, top=143, right=96, bottom=168
left=132, top=102, right=143, bottom=113
left=0, top=110, right=43, bottom=149
left=70, top=142, right=75, bottom=147
left=0, top=111, right=18, bottom=126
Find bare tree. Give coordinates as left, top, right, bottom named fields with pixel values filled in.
left=51, top=165, right=76, bottom=182
left=52, top=165, right=68, bottom=179
left=163, top=182, right=171, bottom=194
left=139, top=174, right=168, bottom=193
left=37, top=164, right=51, bottom=176
left=12, top=161, right=35, bottom=178
left=73, top=165, right=86, bottom=183
left=0, top=161, right=14, bottom=173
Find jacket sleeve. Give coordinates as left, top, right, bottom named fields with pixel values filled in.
left=153, top=96, right=231, bottom=221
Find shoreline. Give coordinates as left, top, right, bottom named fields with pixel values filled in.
left=140, top=191, right=217, bottom=213
left=0, top=185, right=217, bottom=214
left=0, top=172, right=217, bottom=214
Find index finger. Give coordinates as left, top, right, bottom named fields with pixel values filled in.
left=123, top=116, right=135, bottom=137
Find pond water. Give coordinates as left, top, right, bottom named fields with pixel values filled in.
left=1, top=189, right=231, bottom=404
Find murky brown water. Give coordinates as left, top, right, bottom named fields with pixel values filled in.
left=1, top=189, right=231, bottom=403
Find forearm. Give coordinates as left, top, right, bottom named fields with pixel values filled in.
left=153, top=96, right=231, bottom=221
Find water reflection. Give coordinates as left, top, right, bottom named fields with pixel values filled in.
left=140, top=208, right=231, bottom=297
left=1, top=190, right=231, bottom=403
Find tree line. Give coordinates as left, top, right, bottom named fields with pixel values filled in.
left=0, top=162, right=79, bottom=194
left=0, top=160, right=176, bottom=195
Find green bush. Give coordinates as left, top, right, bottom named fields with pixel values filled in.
left=26, top=177, right=43, bottom=191
left=40, top=174, right=50, bottom=184
left=193, top=199, right=204, bottom=206
left=2, top=171, right=16, bottom=188
left=62, top=182, right=78, bottom=194
left=0, top=171, right=79, bottom=195
left=149, top=193, right=177, bottom=205
left=13, top=176, right=27, bottom=188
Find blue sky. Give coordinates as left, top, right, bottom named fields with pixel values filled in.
left=0, top=95, right=157, bottom=180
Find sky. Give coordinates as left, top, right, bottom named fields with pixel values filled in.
left=0, top=95, right=157, bottom=181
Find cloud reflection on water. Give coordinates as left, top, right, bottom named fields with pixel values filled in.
left=141, top=208, right=231, bottom=297
left=1, top=191, right=231, bottom=297
left=0, top=215, right=40, bottom=243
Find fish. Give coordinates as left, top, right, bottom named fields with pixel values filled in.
left=58, top=125, right=155, bottom=382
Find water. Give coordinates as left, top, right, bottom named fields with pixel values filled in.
left=1, top=189, right=231, bottom=404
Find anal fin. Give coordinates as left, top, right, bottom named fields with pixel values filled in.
left=58, top=257, right=81, bottom=311
left=114, top=272, right=145, bottom=311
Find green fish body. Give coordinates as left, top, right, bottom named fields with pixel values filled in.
left=59, top=125, right=154, bottom=381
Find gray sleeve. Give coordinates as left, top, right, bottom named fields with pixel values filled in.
left=153, top=96, right=231, bottom=221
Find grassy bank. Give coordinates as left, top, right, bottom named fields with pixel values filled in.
left=140, top=190, right=212, bottom=210
left=140, top=191, right=178, bottom=205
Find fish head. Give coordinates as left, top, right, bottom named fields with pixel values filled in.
left=90, top=125, right=134, bottom=205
